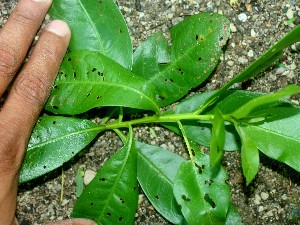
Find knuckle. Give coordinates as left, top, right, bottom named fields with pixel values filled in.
left=0, top=44, right=18, bottom=78
left=14, top=72, right=48, bottom=107
left=10, top=8, right=35, bottom=28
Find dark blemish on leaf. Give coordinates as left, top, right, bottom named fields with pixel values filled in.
left=52, top=121, right=56, bottom=125
left=67, top=58, right=71, bottom=62
left=87, top=93, right=91, bottom=97
left=96, top=96, right=101, bottom=99
left=118, top=217, right=123, bottom=222
left=98, top=71, right=103, bottom=76
left=99, top=177, right=107, bottom=181
left=182, top=195, right=191, bottom=202
left=71, top=151, right=74, bottom=154
left=208, top=28, right=212, bottom=32
left=196, top=164, right=205, bottom=174
left=191, top=148, right=195, bottom=156
left=119, top=29, right=123, bottom=33
left=52, top=105, right=59, bottom=110
left=120, top=198, right=125, bottom=204
left=205, top=179, right=213, bottom=186
left=155, top=195, right=160, bottom=200
left=198, top=57, right=202, bottom=61
left=92, top=67, right=97, bottom=72
left=204, top=194, right=216, bottom=208
left=73, top=72, right=77, bottom=79
left=91, top=203, right=94, bottom=206
left=210, top=19, right=213, bottom=23
left=159, top=62, right=168, bottom=65
left=107, top=212, right=111, bottom=216
left=156, top=95, right=165, bottom=101
left=133, top=187, right=136, bottom=191
left=195, top=34, right=199, bottom=41
left=43, top=165, right=47, bottom=169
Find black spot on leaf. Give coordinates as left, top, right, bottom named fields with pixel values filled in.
left=107, top=212, right=111, bottom=216
left=67, top=58, right=71, bottom=61
left=52, top=105, right=59, bottom=110
left=92, top=68, right=97, bottom=72
left=119, top=29, right=123, bottom=33
left=156, top=95, right=165, bottom=101
left=204, top=194, right=216, bottom=208
left=191, top=148, right=195, bottom=156
left=198, top=57, right=202, bottom=61
left=90, top=202, right=94, bottom=206
left=118, top=217, right=123, bottom=222
left=52, top=121, right=56, bottom=125
left=155, top=195, right=160, bottom=200
left=195, top=34, right=199, bottom=41
left=99, top=177, right=107, bottom=181
left=120, top=198, right=125, bottom=204
left=43, top=165, right=47, bottom=169
left=73, top=72, right=77, bottom=79
left=196, top=164, right=205, bottom=174
left=87, top=93, right=91, bottom=97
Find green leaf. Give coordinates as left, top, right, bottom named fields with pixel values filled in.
left=50, top=0, right=132, bottom=69
left=173, top=154, right=230, bottom=224
left=225, top=204, right=244, bottom=225
left=76, top=168, right=85, bottom=197
left=45, top=51, right=160, bottom=115
left=198, top=25, right=300, bottom=113
left=210, top=108, right=225, bottom=170
left=72, top=127, right=138, bottom=224
left=235, top=126, right=259, bottom=185
left=240, top=107, right=300, bottom=172
left=19, top=116, right=100, bottom=183
left=231, top=85, right=300, bottom=119
left=133, top=13, right=230, bottom=107
left=136, top=142, right=186, bottom=224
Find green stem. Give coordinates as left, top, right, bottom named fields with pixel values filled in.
left=177, top=121, right=195, bottom=164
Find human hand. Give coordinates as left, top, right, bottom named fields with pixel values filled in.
left=0, top=0, right=96, bottom=224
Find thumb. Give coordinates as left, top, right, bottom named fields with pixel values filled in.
left=45, top=218, right=97, bottom=225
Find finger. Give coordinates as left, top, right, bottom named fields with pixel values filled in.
left=0, top=0, right=52, bottom=96
left=45, top=218, right=97, bottom=225
left=0, top=20, right=70, bottom=165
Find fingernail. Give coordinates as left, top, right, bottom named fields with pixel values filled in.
left=32, top=0, right=51, bottom=3
left=46, top=20, right=70, bottom=37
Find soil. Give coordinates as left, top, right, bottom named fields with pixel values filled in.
left=0, top=0, right=299, bottom=224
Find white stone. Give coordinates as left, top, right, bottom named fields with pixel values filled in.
left=238, top=13, right=248, bottom=22
left=281, top=194, right=288, bottom=200
left=247, top=50, right=254, bottom=57
left=227, top=60, right=234, bottom=66
left=230, top=23, right=237, bottom=32
left=286, top=8, right=294, bottom=19
left=258, top=205, right=264, bottom=212
left=84, top=169, right=97, bottom=185
left=261, top=192, right=269, bottom=200
left=251, top=29, right=256, bottom=37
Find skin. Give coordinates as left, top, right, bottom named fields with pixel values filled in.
left=0, top=0, right=96, bottom=224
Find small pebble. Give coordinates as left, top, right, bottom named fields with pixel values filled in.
left=281, top=194, right=288, bottom=200
left=248, top=50, right=254, bottom=57
left=258, top=205, right=264, bottom=212
left=230, top=23, right=237, bottom=32
left=238, top=13, right=248, bottom=22
left=286, top=8, right=294, bottom=19
left=84, top=169, right=97, bottom=185
left=261, top=192, right=269, bottom=200
left=251, top=29, right=256, bottom=37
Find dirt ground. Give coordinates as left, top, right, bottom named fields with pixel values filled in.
left=0, top=0, right=299, bottom=224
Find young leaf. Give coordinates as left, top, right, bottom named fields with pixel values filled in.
left=235, top=126, right=259, bottom=185
left=210, top=108, right=225, bottom=170
left=133, top=13, right=230, bottom=107
left=19, top=116, right=100, bottom=183
left=76, top=168, right=85, bottom=197
left=50, top=0, right=132, bottom=69
left=173, top=154, right=230, bottom=224
left=136, top=142, right=186, bottom=224
left=231, top=85, right=300, bottom=119
left=45, top=51, right=160, bottom=115
left=197, top=25, right=300, bottom=113
left=72, top=127, right=138, bottom=224
left=240, top=107, right=300, bottom=173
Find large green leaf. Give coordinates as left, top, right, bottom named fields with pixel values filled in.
left=72, top=127, right=138, bottom=225
left=132, top=13, right=230, bottom=107
left=19, top=116, right=100, bottom=183
left=225, top=204, right=244, bottom=225
left=241, top=107, right=300, bottom=172
left=235, top=126, right=259, bottom=186
left=173, top=154, right=230, bottom=224
left=197, top=25, right=300, bottom=113
left=136, top=142, right=186, bottom=224
left=45, top=51, right=160, bottom=115
left=50, top=0, right=132, bottom=69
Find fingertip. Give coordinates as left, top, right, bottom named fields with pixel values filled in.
left=45, top=218, right=97, bottom=225
left=45, top=20, right=71, bottom=40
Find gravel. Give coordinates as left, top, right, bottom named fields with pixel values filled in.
left=0, top=0, right=299, bottom=224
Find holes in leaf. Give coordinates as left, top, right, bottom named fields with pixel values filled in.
left=90, top=202, right=94, bottom=206
left=198, top=57, right=202, bottom=61
left=43, top=165, right=47, bottom=169
left=177, top=68, right=184, bottom=75
left=156, top=95, right=165, bottom=101
left=99, top=177, right=107, bottom=181
left=204, top=194, right=216, bottom=208
left=191, top=148, right=196, bottom=156
left=120, top=198, right=125, bottom=204
left=87, top=93, right=91, bottom=97
left=73, top=72, right=77, bottom=80
left=205, top=179, right=213, bottom=186
left=133, top=187, right=137, bottom=191
left=118, top=217, right=123, bottom=222
left=98, top=71, right=104, bottom=77
left=52, top=121, right=57, bottom=125
left=67, top=57, right=72, bottom=62
left=119, top=29, right=123, bottom=33
left=107, top=212, right=111, bottom=216
left=155, top=195, right=160, bottom=200
left=196, top=164, right=205, bottom=174
left=96, top=96, right=101, bottom=100
left=181, top=194, right=191, bottom=202
left=52, top=105, right=59, bottom=110
left=195, top=34, right=199, bottom=41
left=92, top=67, right=97, bottom=72
left=53, top=85, right=59, bottom=90
left=164, top=78, right=174, bottom=83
